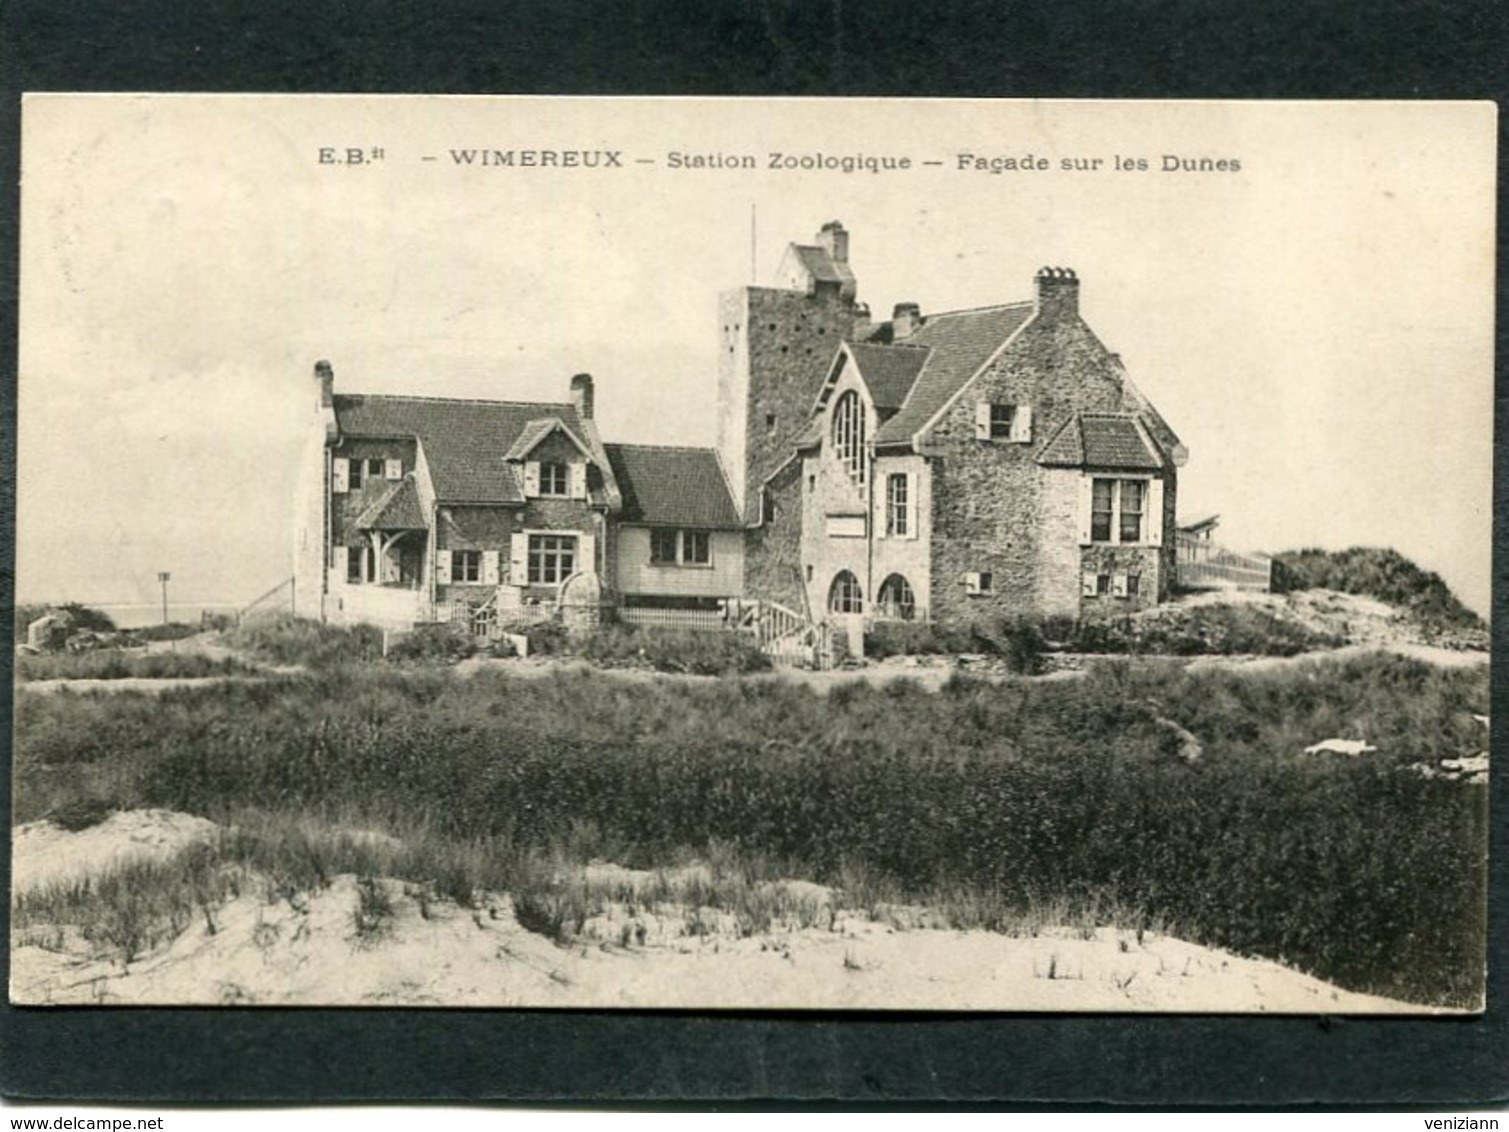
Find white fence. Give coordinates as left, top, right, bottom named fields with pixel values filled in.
left=619, top=607, right=733, bottom=631
left=1176, top=534, right=1273, bottom=592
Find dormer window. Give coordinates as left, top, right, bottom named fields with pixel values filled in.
left=538, top=462, right=570, bottom=497
left=832, top=389, right=866, bottom=485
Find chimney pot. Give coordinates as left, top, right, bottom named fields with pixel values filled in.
left=570, top=372, right=595, bottom=420
left=313, top=359, right=334, bottom=408
left=892, top=301, right=922, bottom=340
left=1034, top=266, right=1080, bottom=317
left=817, top=220, right=849, bottom=265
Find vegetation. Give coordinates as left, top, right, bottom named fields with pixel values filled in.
left=864, top=616, right=1047, bottom=672
left=384, top=624, right=476, bottom=664
left=1056, top=604, right=1346, bottom=657
left=867, top=604, right=1343, bottom=662
left=1273, top=547, right=1485, bottom=634
left=575, top=624, right=772, bottom=675
left=130, top=622, right=202, bottom=644
left=222, top=615, right=383, bottom=669
left=13, top=653, right=1487, bottom=1005
left=17, top=651, right=258, bottom=682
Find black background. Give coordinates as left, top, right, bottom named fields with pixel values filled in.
left=1, top=0, right=1506, bottom=1107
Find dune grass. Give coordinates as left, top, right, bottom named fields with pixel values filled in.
left=12, top=653, right=1488, bottom=1005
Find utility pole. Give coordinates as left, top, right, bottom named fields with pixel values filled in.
left=157, top=571, right=171, bottom=626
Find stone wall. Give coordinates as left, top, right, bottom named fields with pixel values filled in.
left=922, top=304, right=1175, bottom=624
left=741, top=460, right=805, bottom=610
left=721, top=284, right=857, bottom=610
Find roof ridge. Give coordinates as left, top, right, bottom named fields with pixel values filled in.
left=336, top=392, right=578, bottom=411
left=851, top=340, right=930, bottom=352
left=915, top=300, right=1034, bottom=320
left=605, top=441, right=719, bottom=454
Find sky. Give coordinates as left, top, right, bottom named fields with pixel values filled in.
left=16, top=97, right=1496, bottom=615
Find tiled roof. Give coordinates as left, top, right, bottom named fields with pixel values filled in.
left=354, top=476, right=427, bottom=530
left=1037, top=413, right=1164, bottom=470
left=846, top=342, right=930, bottom=413
left=870, top=304, right=1035, bottom=445
left=604, top=444, right=742, bottom=529
left=504, top=417, right=592, bottom=461
left=333, top=394, right=594, bottom=504
left=791, top=245, right=856, bottom=288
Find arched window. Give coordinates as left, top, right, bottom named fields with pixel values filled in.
left=828, top=570, right=864, bottom=615
left=876, top=574, right=916, bottom=621
left=831, top=390, right=866, bottom=485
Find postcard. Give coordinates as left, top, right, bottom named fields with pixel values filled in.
left=11, top=95, right=1494, bottom=1011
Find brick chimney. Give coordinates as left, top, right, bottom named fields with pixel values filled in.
left=570, top=372, right=595, bottom=420
left=892, top=301, right=922, bottom=340
left=314, top=359, right=334, bottom=408
left=1034, top=266, right=1079, bottom=319
left=816, top=219, right=849, bottom=265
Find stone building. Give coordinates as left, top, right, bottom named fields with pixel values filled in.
left=294, top=220, right=1184, bottom=633
left=726, top=222, right=1186, bottom=627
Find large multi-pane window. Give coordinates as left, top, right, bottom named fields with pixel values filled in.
left=453, top=550, right=482, bottom=583
left=829, top=570, right=864, bottom=614
left=886, top=473, right=909, bottom=537
left=876, top=574, right=916, bottom=621
left=538, top=462, right=570, bottom=497
left=1119, top=480, right=1145, bottom=543
left=528, top=534, right=577, bottom=584
left=832, top=390, right=866, bottom=485
left=650, top=529, right=679, bottom=565
left=1090, top=478, right=1150, bottom=544
left=649, top=529, right=712, bottom=567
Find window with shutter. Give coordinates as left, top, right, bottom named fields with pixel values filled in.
left=508, top=533, right=527, bottom=583
left=569, top=462, right=588, bottom=500
left=538, top=462, right=570, bottom=497
left=435, top=549, right=452, bottom=585
left=1147, top=479, right=1165, bottom=546
left=385, top=458, right=402, bottom=480
left=1113, top=572, right=1129, bottom=597
left=974, top=401, right=992, bottom=440
left=523, top=462, right=541, bottom=497
left=905, top=471, right=919, bottom=540
left=1011, top=404, right=1033, bottom=443
left=332, top=458, right=350, bottom=494
left=1081, top=571, right=1098, bottom=597
left=482, top=550, right=500, bottom=586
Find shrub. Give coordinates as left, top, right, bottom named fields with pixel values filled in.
left=500, top=619, right=569, bottom=656
left=45, top=796, right=115, bottom=832
left=384, top=624, right=475, bottom=664
left=1066, top=605, right=1345, bottom=657
left=132, top=622, right=200, bottom=643
left=578, top=625, right=771, bottom=675
left=223, top=615, right=383, bottom=669
left=17, top=651, right=257, bottom=681
left=58, top=603, right=119, bottom=634
left=865, top=616, right=1045, bottom=673
left=1273, top=547, right=1484, bottom=633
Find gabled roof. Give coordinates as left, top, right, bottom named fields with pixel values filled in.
left=845, top=342, right=930, bottom=414
left=869, top=304, right=1035, bottom=445
left=353, top=476, right=427, bottom=531
left=790, top=244, right=856, bottom=290
left=604, top=444, right=742, bottom=529
left=504, top=416, right=592, bottom=462
left=1037, top=413, right=1164, bottom=470
left=333, top=394, right=599, bottom=505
